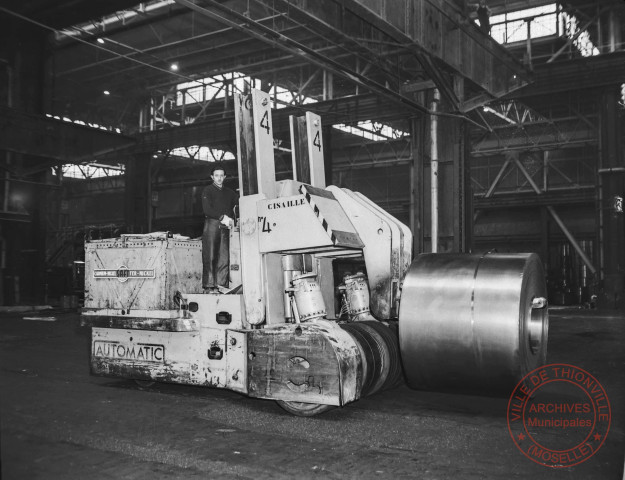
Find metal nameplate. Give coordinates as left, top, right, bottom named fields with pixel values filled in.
left=93, top=341, right=165, bottom=362
left=93, top=265, right=155, bottom=282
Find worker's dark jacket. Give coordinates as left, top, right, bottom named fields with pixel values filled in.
left=201, top=183, right=238, bottom=221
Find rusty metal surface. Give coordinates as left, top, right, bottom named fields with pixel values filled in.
left=327, top=186, right=393, bottom=318
left=90, top=294, right=248, bottom=388
left=246, top=321, right=361, bottom=406
left=316, top=320, right=362, bottom=405
left=399, top=253, right=549, bottom=395
left=328, top=186, right=412, bottom=319
left=83, top=234, right=202, bottom=315
left=81, top=315, right=199, bottom=332
left=183, top=293, right=246, bottom=330
left=91, top=327, right=205, bottom=385
left=239, top=194, right=266, bottom=326
left=338, top=0, right=529, bottom=101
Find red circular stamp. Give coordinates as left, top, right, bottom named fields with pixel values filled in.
left=507, top=363, right=611, bottom=468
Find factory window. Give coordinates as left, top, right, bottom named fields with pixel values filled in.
left=45, top=114, right=125, bottom=180
left=561, top=12, right=599, bottom=57
left=490, top=4, right=558, bottom=44
left=176, top=73, right=261, bottom=107
left=45, top=114, right=121, bottom=134
left=490, top=3, right=599, bottom=57
left=174, top=76, right=405, bottom=141
left=333, top=121, right=408, bottom=142
left=272, top=85, right=318, bottom=109
left=53, top=164, right=124, bottom=179
left=169, top=146, right=235, bottom=162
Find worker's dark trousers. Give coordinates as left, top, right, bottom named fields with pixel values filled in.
left=202, top=218, right=230, bottom=288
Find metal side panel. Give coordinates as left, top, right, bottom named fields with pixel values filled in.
left=275, top=179, right=305, bottom=197
left=327, top=186, right=394, bottom=319
left=80, top=314, right=199, bottom=331
left=81, top=308, right=181, bottom=319
left=316, top=256, right=336, bottom=319
left=179, top=290, right=248, bottom=386
left=246, top=322, right=361, bottom=406
left=345, top=189, right=402, bottom=279
left=299, top=185, right=363, bottom=248
left=350, top=190, right=413, bottom=278
left=251, top=89, right=277, bottom=198
left=239, top=194, right=266, bottom=325
left=305, top=111, right=326, bottom=188
left=91, top=327, right=206, bottom=385
left=348, top=190, right=413, bottom=315
left=234, top=90, right=277, bottom=198
left=183, top=293, right=246, bottom=329
left=84, top=236, right=202, bottom=314
left=257, top=195, right=335, bottom=252
left=229, top=227, right=242, bottom=288
left=225, top=330, right=248, bottom=394
left=263, top=253, right=286, bottom=325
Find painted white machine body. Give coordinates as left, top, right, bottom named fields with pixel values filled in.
left=85, top=89, right=411, bottom=409
left=84, top=89, right=549, bottom=412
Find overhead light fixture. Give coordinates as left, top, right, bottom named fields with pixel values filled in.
left=103, top=90, right=110, bottom=95
left=97, top=38, right=105, bottom=44
left=170, top=63, right=179, bottom=71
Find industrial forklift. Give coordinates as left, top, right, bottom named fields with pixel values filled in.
left=82, top=89, right=548, bottom=415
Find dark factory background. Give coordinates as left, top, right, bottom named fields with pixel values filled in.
left=1, top=0, right=623, bottom=309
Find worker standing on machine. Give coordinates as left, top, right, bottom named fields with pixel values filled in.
left=201, top=166, right=238, bottom=294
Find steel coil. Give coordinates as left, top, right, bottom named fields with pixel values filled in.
left=399, top=253, right=549, bottom=395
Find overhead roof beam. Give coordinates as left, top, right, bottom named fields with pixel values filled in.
left=253, top=0, right=463, bottom=110
left=256, top=0, right=416, bottom=89
left=509, top=52, right=625, bottom=98
left=58, top=14, right=288, bottom=78
left=0, top=106, right=135, bottom=163
left=334, top=0, right=531, bottom=107
left=131, top=93, right=412, bottom=154
left=172, top=0, right=430, bottom=115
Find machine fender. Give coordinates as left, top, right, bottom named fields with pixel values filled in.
left=246, top=321, right=362, bottom=406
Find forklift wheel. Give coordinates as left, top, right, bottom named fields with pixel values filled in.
left=134, top=380, right=155, bottom=388
left=276, top=400, right=334, bottom=417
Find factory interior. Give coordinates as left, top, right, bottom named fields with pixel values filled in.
left=1, top=0, right=624, bottom=478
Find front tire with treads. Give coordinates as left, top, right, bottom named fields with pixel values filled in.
left=276, top=400, right=334, bottom=417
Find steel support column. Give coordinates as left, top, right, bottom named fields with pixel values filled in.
left=430, top=90, right=440, bottom=253
left=323, top=125, right=333, bottom=187
left=599, top=88, right=625, bottom=309
left=422, top=91, right=465, bottom=252
left=410, top=116, right=425, bottom=255
left=0, top=16, right=50, bottom=304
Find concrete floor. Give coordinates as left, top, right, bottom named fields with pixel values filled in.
left=1, top=308, right=624, bottom=479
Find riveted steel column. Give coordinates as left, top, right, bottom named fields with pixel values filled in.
left=599, top=87, right=624, bottom=309
left=430, top=90, right=439, bottom=253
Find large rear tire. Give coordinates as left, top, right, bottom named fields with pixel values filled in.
left=276, top=400, right=334, bottom=417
